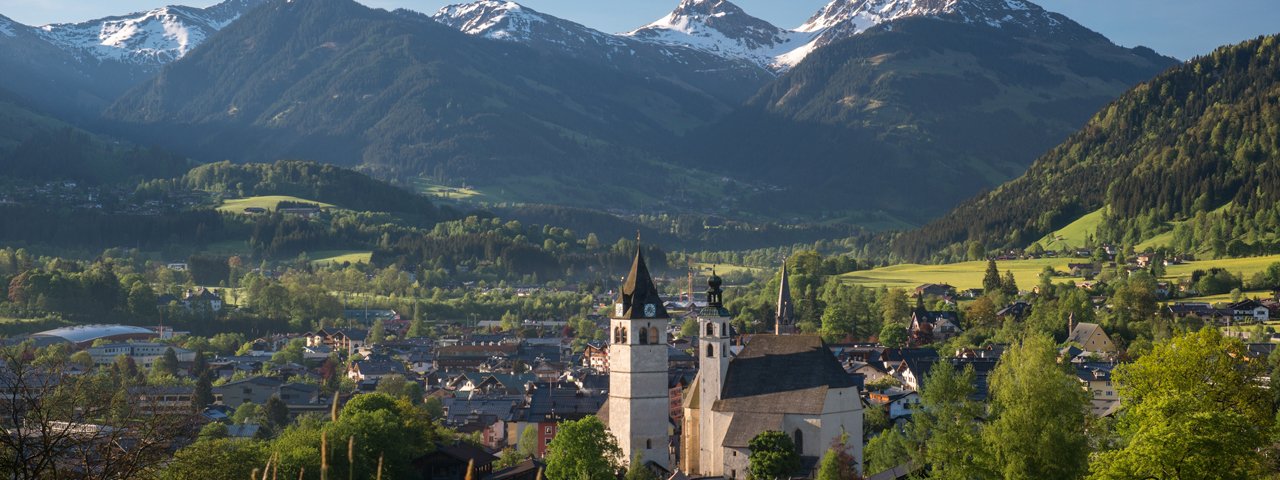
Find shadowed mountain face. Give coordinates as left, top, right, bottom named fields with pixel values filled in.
left=0, top=1, right=265, bottom=118
left=103, top=0, right=745, bottom=208
left=676, top=14, right=1176, bottom=225
left=0, top=0, right=1182, bottom=226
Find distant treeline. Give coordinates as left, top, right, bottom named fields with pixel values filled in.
left=0, top=127, right=190, bottom=185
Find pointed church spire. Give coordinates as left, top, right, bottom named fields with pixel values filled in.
left=775, top=259, right=795, bottom=335
left=617, top=245, right=669, bottom=319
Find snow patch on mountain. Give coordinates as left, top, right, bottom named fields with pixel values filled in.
left=433, top=0, right=1074, bottom=73
left=0, top=17, right=16, bottom=38
left=434, top=1, right=544, bottom=40
left=432, top=0, right=628, bottom=49
left=35, top=0, right=264, bottom=67
left=628, top=0, right=1070, bottom=71
left=622, top=0, right=817, bottom=71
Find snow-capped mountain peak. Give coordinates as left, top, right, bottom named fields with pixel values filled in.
left=799, top=0, right=1061, bottom=33
left=35, top=0, right=266, bottom=67
left=0, top=16, right=17, bottom=38
left=432, top=1, right=550, bottom=41
left=622, top=0, right=812, bottom=71
left=622, top=0, right=1070, bottom=71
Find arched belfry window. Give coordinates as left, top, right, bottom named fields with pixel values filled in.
left=649, top=327, right=659, bottom=345
left=706, top=322, right=715, bottom=336
left=613, top=326, right=621, bottom=344
left=621, top=327, right=628, bottom=344
left=639, top=327, right=649, bottom=345
left=706, top=343, right=714, bottom=358
left=794, top=429, right=804, bottom=454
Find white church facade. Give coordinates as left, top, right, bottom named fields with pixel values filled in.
left=600, top=248, right=862, bottom=477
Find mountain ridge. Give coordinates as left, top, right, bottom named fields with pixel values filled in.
left=428, top=0, right=772, bottom=102
left=0, top=0, right=265, bottom=117
left=891, top=34, right=1280, bottom=261
left=676, top=12, right=1177, bottom=224
left=102, top=0, right=753, bottom=215
left=35, top=0, right=266, bottom=68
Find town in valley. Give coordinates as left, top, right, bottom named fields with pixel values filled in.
left=0, top=0, right=1278, bottom=479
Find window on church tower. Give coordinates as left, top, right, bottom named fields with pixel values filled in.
left=649, top=327, right=659, bottom=345
left=794, top=429, right=804, bottom=454
left=639, top=328, right=649, bottom=345
left=706, top=344, right=714, bottom=358
left=646, top=439, right=652, bottom=449
left=706, top=322, right=714, bottom=336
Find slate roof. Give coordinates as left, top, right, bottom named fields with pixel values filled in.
left=353, top=360, right=406, bottom=377
left=1168, top=302, right=1215, bottom=316
left=721, top=412, right=782, bottom=448
left=215, top=375, right=282, bottom=389
left=511, top=383, right=604, bottom=423
left=713, top=335, right=855, bottom=415
left=488, top=459, right=545, bottom=480
left=1067, top=322, right=1105, bottom=346
left=1229, top=299, right=1265, bottom=310
left=996, top=301, right=1032, bottom=318
left=616, top=247, right=669, bottom=320
left=442, top=397, right=520, bottom=425
left=1247, top=343, right=1277, bottom=359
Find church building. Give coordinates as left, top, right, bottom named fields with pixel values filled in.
left=680, top=267, right=863, bottom=478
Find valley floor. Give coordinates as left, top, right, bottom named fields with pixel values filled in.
left=842, top=253, right=1280, bottom=294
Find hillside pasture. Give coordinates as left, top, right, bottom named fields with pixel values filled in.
left=310, top=250, right=373, bottom=266
left=217, top=195, right=335, bottom=214
left=840, top=258, right=1083, bottom=290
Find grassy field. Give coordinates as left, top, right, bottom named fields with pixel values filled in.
left=1036, top=208, right=1105, bottom=250
left=413, top=180, right=484, bottom=200
left=217, top=196, right=336, bottom=213
left=1163, top=254, right=1280, bottom=280
left=840, top=254, right=1280, bottom=293
left=310, top=250, right=372, bottom=266
left=1135, top=229, right=1176, bottom=251
left=841, top=258, right=1084, bottom=290
left=1192, top=290, right=1272, bottom=304
left=693, top=262, right=762, bottom=276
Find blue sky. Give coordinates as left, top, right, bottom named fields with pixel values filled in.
left=2, top=0, right=1277, bottom=60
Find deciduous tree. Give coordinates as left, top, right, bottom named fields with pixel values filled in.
left=748, top=430, right=801, bottom=480
left=543, top=416, right=620, bottom=480
left=1088, top=329, right=1272, bottom=479
left=982, top=335, right=1089, bottom=479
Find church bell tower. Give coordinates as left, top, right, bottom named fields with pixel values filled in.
left=697, top=271, right=732, bottom=474
left=608, top=246, right=671, bottom=470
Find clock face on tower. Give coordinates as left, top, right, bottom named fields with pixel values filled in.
left=644, top=303, right=656, bottom=318
left=615, top=303, right=624, bottom=317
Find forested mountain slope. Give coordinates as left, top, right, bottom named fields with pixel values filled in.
left=679, top=15, right=1175, bottom=224
left=104, top=0, right=738, bottom=198
left=894, top=34, right=1280, bottom=261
